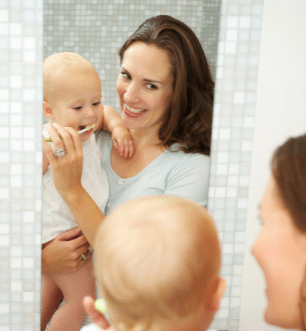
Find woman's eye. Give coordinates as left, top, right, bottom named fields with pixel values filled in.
left=93, top=102, right=100, bottom=106
left=257, top=214, right=264, bottom=226
left=74, top=106, right=82, bottom=110
left=121, top=72, right=130, bottom=80
left=146, top=83, right=157, bottom=90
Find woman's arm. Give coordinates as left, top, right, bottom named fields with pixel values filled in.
left=42, top=123, right=105, bottom=246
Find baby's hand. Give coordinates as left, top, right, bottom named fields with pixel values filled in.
left=112, top=127, right=135, bottom=158
left=83, top=296, right=114, bottom=330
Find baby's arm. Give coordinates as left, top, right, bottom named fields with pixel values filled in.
left=98, top=105, right=135, bottom=158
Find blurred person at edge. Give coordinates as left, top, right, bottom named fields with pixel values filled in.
left=252, top=133, right=306, bottom=330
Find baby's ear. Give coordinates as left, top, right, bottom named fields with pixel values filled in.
left=43, top=101, right=54, bottom=119
left=206, top=277, right=226, bottom=312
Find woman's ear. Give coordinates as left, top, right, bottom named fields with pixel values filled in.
left=43, top=101, right=55, bottom=119
left=206, top=277, right=227, bottom=312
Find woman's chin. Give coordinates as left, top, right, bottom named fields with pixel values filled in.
left=264, top=307, right=301, bottom=330
left=120, top=113, right=138, bottom=129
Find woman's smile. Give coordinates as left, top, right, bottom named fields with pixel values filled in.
left=123, top=104, right=148, bottom=117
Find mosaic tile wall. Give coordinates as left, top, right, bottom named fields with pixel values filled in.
left=0, top=0, right=43, bottom=330
left=208, top=1, right=264, bottom=330
left=43, top=0, right=221, bottom=110
left=0, top=0, right=264, bottom=330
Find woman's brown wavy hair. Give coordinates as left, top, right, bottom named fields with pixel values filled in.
left=271, top=133, right=306, bottom=232
left=119, top=15, right=214, bottom=155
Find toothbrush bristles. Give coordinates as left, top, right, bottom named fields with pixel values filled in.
left=78, top=123, right=96, bottom=134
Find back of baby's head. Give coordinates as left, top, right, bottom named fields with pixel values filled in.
left=94, top=196, right=221, bottom=331
left=43, top=52, right=97, bottom=102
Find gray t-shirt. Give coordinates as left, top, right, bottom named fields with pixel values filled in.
left=95, top=130, right=210, bottom=214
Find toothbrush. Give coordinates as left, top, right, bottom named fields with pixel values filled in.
left=94, top=298, right=108, bottom=315
left=44, top=123, right=96, bottom=143
left=77, top=123, right=96, bottom=134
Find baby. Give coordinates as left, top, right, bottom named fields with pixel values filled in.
left=41, top=52, right=134, bottom=331
left=83, top=196, right=226, bottom=331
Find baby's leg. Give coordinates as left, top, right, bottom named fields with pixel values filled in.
left=41, top=272, right=63, bottom=331
left=48, top=260, right=96, bottom=331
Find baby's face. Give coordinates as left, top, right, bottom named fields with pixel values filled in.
left=48, top=69, right=103, bottom=142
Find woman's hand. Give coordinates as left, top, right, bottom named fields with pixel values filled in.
left=42, top=227, right=92, bottom=274
left=42, top=123, right=83, bottom=200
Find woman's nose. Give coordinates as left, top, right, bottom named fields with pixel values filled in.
left=124, top=83, right=140, bottom=103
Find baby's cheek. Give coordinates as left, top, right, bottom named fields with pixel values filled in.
left=65, top=121, right=78, bottom=129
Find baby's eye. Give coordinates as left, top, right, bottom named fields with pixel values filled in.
left=146, top=83, right=157, bottom=90
left=93, top=102, right=101, bottom=106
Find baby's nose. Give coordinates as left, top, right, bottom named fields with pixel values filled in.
left=85, top=106, right=95, bottom=118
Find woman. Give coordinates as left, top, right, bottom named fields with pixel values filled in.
left=42, top=14, right=214, bottom=267
left=252, top=132, right=306, bottom=329
left=42, top=15, right=213, bottom=267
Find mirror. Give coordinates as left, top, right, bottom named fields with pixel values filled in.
left=41, top=1, right=221, bottom=329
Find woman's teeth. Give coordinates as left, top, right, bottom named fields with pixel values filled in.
left=125, top=104, right=146, bottom=114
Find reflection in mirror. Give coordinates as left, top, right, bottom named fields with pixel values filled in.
left=42, top=1, right=221, bottom=330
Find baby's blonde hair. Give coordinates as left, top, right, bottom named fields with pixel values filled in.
left=94, top=196, right=221, bottom=331
left=43, top=52, right=98, bottom=103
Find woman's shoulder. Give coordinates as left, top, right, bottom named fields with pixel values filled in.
left=166, top=145, right=210, bottom=165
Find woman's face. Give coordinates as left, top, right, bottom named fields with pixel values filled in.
left=252, top=175, right=306, bottom=329
left=116, top=41, right=173, bottom=134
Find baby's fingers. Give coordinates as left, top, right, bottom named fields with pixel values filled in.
left=128, top=140, right=135, bottom=158
left=123, top=140, right=130, bottom=158
left=114, top=139, right=124, bottom=156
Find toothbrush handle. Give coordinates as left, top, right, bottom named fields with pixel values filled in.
left=43, top=130, right=82, bottom=143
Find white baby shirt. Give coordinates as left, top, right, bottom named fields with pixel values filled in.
left=42, top=133, right=109, bottom=244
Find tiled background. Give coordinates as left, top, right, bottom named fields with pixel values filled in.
left=1, top=0, right=264, bottom=330
left=208, top=1, right=263, bottom=330
left=0, top=0, right=43, bottom=330
left=43, top=0, right=221, bottom=110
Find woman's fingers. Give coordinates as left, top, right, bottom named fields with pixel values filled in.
left=41, top=229, right=91, bottom=274
left=71, top=232, right=89, bottom=249
left=43, top=123, right=84, bottom=198
left=42, top=135, right=57, bottom=164
left=52, top=123, right=83, bottom=156
left=77, top=248, right=92, bottom=268
left=59, top=229, right=92, bottom=266
left=57, top=226, right=83, bottom=241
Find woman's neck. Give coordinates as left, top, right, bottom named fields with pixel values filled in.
left=129, top=128, right=162, bottom=149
